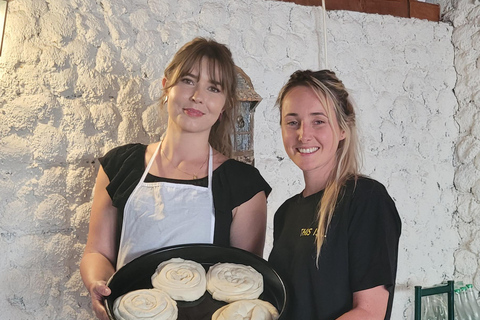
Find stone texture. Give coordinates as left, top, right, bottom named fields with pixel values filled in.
left=445, top=0, right=480, bottom=292
left=0, top=0, right=474, bottom=319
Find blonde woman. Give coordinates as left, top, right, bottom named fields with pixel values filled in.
left=81, top=38, right=271, bottom=320
left=268, top=70, right=401, bottom=319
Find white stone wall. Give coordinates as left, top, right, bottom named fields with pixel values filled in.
left=256, top=10, right=458, bottom=319
left=444, top=0, right=480, bottom=292
left=0, top=0, right=465, bottom=319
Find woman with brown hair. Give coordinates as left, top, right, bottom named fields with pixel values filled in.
left=80, top=37, right=271, bottom=320
left=268, top=70, right=401, bottom=319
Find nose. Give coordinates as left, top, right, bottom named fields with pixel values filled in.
left=191, top=88, right=203, bottom=103
left=298, top=123, right=312, bottom=142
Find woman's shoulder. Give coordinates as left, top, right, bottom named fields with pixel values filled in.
left=99, top=143, right=147, bottom=173
left=101, top=143, right=147, bottom=160
left=345, top=175, right=389, bottom=196
left=213, top=158, right=272, bottom=198
left=277, top=192, right=303, bottom=210
left=343, top=175, right=400, bottom=221
left=215, top=158, right=263, bottom=177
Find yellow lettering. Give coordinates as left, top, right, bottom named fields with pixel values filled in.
left=300, top=228, right=313, bottom=236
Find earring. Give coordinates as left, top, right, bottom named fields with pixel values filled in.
left=164, top=96, right=168, bottom=104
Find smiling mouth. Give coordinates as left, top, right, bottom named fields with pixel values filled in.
left=297, top=147, right=319, bottom=154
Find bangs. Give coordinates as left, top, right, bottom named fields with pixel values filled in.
left=205, top=58, right=225, bottom=88
left=173, top=50, right=229, bottom=91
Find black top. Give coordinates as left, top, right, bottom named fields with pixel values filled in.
left=268, top=177, right=401, bottom=320
left=99, top=143, right=272, bottom=250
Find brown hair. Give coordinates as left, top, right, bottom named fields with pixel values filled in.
left=160, top=37, right=237, bottom=157
left=277, top=70, right=360, bottom=260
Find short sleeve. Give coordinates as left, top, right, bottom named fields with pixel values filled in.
left=211, top=159, right=272, bottom=246
left=347, top=179, right=401, bottom=293
left=98, top=143, right=147, bottom=210
left=213, top=159, right=272, bottom=210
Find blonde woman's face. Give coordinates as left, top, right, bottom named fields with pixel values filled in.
left=281, top=86, right=345, bottom=176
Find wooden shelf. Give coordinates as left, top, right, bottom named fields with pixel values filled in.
left=275, top=0, right=440, bottom=22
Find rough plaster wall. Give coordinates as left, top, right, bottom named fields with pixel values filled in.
left=0, top=0, right=458, bottom=319
left=444, top=0, right=480, bottom=291
left=255, top=10, right=458, bottom=319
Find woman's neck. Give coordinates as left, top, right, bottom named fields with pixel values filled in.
left=161, top=130, right=210, bottom=162
left=302, top=169, right=332, bottom=197
left=148, top=128, right=211, bottom=180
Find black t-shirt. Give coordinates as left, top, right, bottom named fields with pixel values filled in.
left=268, top=177, right=401, bottom=320
left=99, top=143, right=272, bottom=249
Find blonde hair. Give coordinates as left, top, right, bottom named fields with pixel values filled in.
left=160, top=37, right=237, bottom=157
left=277, top=70, right=360, bottom=260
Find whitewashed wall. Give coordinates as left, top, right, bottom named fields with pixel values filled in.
left=0, top=0, right=469, bottom=319
left=256, top=10, right=458, bottom=319
left=444, top=0, right=480, bottom=291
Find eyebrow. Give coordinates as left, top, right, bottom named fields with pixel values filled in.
left=183, top=72, right=222, bottom=87
left=283, top=112, right=327, bottom=117
left=184, top=72, right=199, bottom=80
left=209, top=79, right=222, bottom=86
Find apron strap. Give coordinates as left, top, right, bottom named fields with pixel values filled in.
left=207, top=146, right=213, bottom=190
left=129, top=141, right=162, bottom=196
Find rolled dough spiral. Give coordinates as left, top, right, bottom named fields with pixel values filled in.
left=211, top=299, right=279, bottom=320
left=206, top=262, right=263, bottom=303
left=151, top=258, right=207, bottom=301
left=113, top=288, right=178, bottom=320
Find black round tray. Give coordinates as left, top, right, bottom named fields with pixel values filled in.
left=105, top=244, right=287, bottom=320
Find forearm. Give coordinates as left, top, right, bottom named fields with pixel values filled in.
left=336, top=308, right=383, bottom=320
left=80, top=252, right=116, bottom=292
left=81, top=165, right=119, bottom=292
left=336, top=286, right=388, bottom=320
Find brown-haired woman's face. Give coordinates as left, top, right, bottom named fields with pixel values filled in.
left=281, top=86, right=345, bottom=176
left=165, top=58, right=226, bottom=135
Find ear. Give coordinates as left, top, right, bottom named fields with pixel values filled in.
left=339, top=129, right=346, bottom=141
left=162, top=77, right=167, bottom=88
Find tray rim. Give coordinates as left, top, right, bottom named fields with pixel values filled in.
left=105, top=243, right=287, bottom=320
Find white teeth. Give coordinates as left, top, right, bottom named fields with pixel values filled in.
left=297, top=147, right=318, bottom=154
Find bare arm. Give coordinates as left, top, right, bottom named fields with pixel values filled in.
left=336, top=285, right=389, bottom=320
left=80, top=166, right=118, bottom=320
left=230, top=191, right=267, bottom=257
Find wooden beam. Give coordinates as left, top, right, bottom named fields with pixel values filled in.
left=409, top=0, right=440, bottom=21
left=363, top=0, right=409, bottom=18
left=273, top=0, right=439, bottom=21
left=324, top=0, right=363, bottom=12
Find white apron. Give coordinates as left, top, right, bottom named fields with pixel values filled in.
left=116, top=141, right=215, bottom=269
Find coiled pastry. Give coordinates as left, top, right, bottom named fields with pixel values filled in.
left=206, top=262, right=263, bottom=303
left=211, top=299, right=279, bottom=320
left=151, top=258, right=207, bottom=301
left=113, top=288, right=178, bottom=320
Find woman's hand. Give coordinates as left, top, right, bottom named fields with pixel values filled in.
left=89, top=280, right=112, bottom=320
